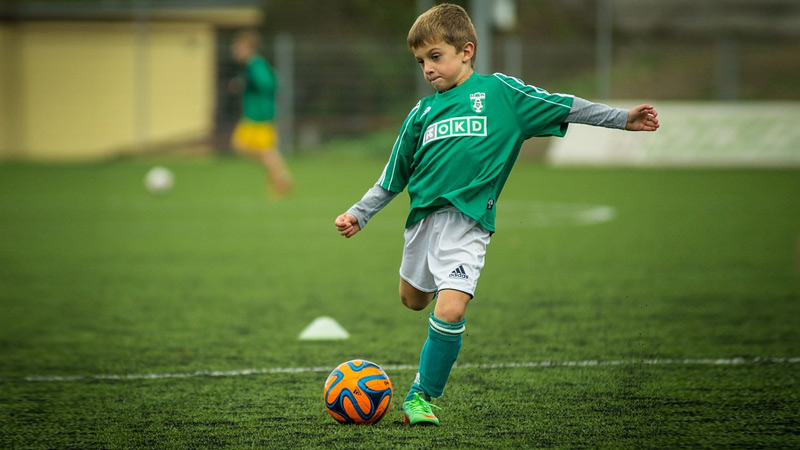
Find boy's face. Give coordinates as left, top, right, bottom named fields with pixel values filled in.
left=412, top=40, right=474, bottom=92
left=231, top=40, right=253, bottom=63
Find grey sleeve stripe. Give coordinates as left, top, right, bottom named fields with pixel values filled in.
left=346, top=183, right=398, bottom=230
left=566, top=96, right=628, bottom=130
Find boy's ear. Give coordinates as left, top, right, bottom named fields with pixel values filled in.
left=461, top=42, right=475, bottom=63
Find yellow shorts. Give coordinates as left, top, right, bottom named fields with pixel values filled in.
left=232, top=121, right=278, bottom=153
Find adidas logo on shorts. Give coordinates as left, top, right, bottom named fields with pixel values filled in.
left=448, top=265, right=469, bottom=280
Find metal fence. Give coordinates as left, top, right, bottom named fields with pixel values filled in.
left=213, top=30, right=799, bottom=154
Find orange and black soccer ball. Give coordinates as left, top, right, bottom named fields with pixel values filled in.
left=323, top=359, right=393, bottom=424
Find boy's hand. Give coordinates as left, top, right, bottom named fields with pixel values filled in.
left=335, top=213, right=361, bottom=238
left=626, top=104, right=659, bottom=131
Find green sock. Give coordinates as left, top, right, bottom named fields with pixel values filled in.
left=405, top=313, right=465, bottom=402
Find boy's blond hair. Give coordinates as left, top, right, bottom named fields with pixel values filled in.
left=407, top=3, right=478, bottom=67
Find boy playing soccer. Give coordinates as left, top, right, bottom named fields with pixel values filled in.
left=230, top=30, right=293, bottom=198
left=334, top=3, right=659, bottom=426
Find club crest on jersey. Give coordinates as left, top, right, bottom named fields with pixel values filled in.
left=469, top=92, right=486, bottom=113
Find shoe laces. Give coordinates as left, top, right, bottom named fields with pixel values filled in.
left=408, top=393, right=441, bottom=414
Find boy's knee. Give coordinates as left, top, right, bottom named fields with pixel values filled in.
left=399, top=280, right=434, bottom=311
left=400, top=290, right=433, bottom=311
left=400, top=294, right=427, bottom=311
left=433, top=290, right=471, bottom=323
left=433, top=304, right=466, bottom=323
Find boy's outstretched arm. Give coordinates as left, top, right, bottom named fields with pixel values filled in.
left=335, top=183, right=399, bottom=239
left=626, top=104, right=659, bottom=131
left=335, top=213, right=361, bottom=238
left=565, top=97, right=659, bottom=132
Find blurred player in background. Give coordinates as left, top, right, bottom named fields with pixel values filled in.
left=335, top=3, right=659, bottom=427
left=230, top=30, right=293, bottom=198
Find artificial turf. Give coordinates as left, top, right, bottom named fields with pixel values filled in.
left=1, top=153, right=798, bottom=449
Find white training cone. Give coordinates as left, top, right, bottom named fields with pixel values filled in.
left=299, top=316, right=350, bottom=340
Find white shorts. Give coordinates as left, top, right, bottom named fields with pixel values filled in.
left=399, top=206, right=491, bottom=297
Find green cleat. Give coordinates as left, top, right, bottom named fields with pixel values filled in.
left=403, top=393, right=441, bottom=426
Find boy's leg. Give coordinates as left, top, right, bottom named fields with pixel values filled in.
left=433, top=289, right=470, bottom=323
left=403, top=289, right=469, bottom=426
left=405, top=289, right=470, bottom=401
left=399, top=278, right=435, bottom=311
left=399, top=207, right=488, bottom=424
left=260, top=149, right=293, bottom=196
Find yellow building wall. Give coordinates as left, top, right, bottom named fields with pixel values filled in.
left=0, top=24, right=23, bottom=159
left=147, top=23, right=216, bottom=145
left=0, top=21, right=216, bottom=161
left=21, top=22, right=137, bottom=160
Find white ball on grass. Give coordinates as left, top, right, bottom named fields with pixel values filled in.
left=144, top=166, right=174, bottom=195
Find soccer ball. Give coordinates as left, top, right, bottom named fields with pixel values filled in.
left=144, top=166, right=174, bottom=195
left=323, top=359, right=393, bottom=424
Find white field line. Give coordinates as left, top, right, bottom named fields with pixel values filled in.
left=18, top=357, right=800, bottom=383
left=497, top=201, right=616, bottom=228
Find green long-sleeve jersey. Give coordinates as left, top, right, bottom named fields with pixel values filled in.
left=240, top=55, right=277, bottom=122
left=378, top=72, right=574, bottom=232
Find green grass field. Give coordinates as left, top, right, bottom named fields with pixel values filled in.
left=1, top=151, right=799, bottom=449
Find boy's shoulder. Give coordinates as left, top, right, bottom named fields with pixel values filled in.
left=248, top=54, right=271, bottom=68
left=484, top=72, right=546, bottom=94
